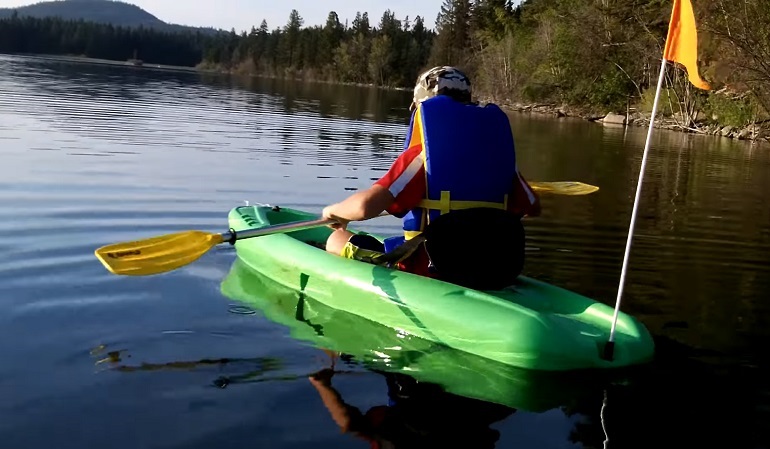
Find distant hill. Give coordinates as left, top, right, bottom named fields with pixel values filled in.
left=0, top=0, right=221, bottom=34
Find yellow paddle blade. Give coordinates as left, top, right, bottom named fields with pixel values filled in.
left=529, top=181, right=599, bottom=195
left=94, top=231, right=225, bottom=276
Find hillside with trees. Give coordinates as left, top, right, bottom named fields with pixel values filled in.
left=0, top=0, right=218, bottom=34
left=0, top=13, right=211, bottom=66
left=1, top=0, right=769, bottom=138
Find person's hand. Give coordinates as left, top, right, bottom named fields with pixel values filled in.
left=322, top=204, right=350, bottom=230
left=308, top=368, right=335, bottom=386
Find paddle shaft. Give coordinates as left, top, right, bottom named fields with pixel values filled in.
left=222, top=217, right=335, bottom=244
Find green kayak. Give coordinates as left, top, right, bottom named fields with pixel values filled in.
left=220, top=258, right=615, bottom=412
left=227, top=204, right=655, bottom=372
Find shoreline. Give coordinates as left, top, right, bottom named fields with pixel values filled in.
left=207, top=65, right=770, bottom=143
left=194, top=62, right=412, bottom=92
left=14, top=53, right=203, bottom=74
left=16, top=54, right=769, bottom=144
left=485, top=99, right=770, bottom=145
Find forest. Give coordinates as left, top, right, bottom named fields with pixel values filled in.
left=1, top=0, right=769, bottom=135
left=0, top=12, right=210, bottom=67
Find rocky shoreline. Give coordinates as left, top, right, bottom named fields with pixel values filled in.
left=188, top=64, right=770, bottom=144
left=492, top=100, right=770, bottom=144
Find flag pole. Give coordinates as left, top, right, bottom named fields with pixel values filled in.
left=602, top=0, right=709, bottom=361
left=602, top=56, right=668, bottom=361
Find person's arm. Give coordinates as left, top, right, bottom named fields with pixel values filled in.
left=322, top=185, right=395, bottom=228
left=526, top=184, right=541, bottom=217
left=509, top=171, right=541, bottom=218
left=308, top=369, right=365, bottom=433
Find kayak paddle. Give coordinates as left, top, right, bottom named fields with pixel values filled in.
left=94, top=181, right=598, bottom=277
left=94, top=217, right=334, bottom=276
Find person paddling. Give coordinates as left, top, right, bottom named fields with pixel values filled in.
left=321, top=66, right=540, bottom=289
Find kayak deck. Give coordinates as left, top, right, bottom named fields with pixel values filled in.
left=228, top=204, right=655, bottom=371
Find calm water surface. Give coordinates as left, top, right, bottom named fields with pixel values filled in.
left=1, top=54, right=769, bottom=449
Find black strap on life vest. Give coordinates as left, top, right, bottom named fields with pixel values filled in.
left=372, top=235, right=427, bottom=266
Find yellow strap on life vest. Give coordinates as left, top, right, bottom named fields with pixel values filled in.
left=416, top=191, right=508, bottom=215
left=404, top=230, right=423, bottom=240
left=403, top=191, right=508, bottom=240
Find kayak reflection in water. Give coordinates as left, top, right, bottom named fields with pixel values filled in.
left=308, top=351, right=516, bottom=449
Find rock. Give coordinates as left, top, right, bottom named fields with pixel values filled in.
left=602, top=113, right=627, bottom=125
left=720, top=126, right=734, bottom=137
left=695, top=111, right=709, bottom=123
left=737, top=128, right=752, bottom=140
left=756, top=127, right=770, bottom=140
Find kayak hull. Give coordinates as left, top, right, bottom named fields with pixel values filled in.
left=220, top=257, right=621, bottom=412
left=227, top=204, right=655, bottom=372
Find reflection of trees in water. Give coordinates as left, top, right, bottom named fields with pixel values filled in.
left=370, top=132, right=403, bottom=153
left=8, top=56, right=412, bottom=167
left=198, top=72, right=412, bottom=124
left=17, top=56, right=201, bottom=103
left=562, top=338, right=770, bottom=449
left=4, top=57, right=217, bottom=147
left=193, top=73, right=415, bottom=177
left=520, top=114, right=770, bottom=368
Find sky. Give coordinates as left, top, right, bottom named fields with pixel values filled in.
left=0, top=0, right=446, bottom=32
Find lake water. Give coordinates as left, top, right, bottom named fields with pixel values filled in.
left=1, top=53, right=769, bottom=449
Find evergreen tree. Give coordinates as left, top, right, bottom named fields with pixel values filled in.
left=429, top=0, right=472, bottom=67
left=351, top=12, right=370, bottom=37
left=282, top=9, right=303, bottom=68
left=320, top=11, right=344, bottom=65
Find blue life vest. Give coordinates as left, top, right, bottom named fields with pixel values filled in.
left=399, top=95, right=518, bottom=239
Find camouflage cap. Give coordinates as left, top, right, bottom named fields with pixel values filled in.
left=409, top=66, right=472, bottom=111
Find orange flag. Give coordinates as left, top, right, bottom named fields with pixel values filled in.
left=662, top=0, right=710, bottom=90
